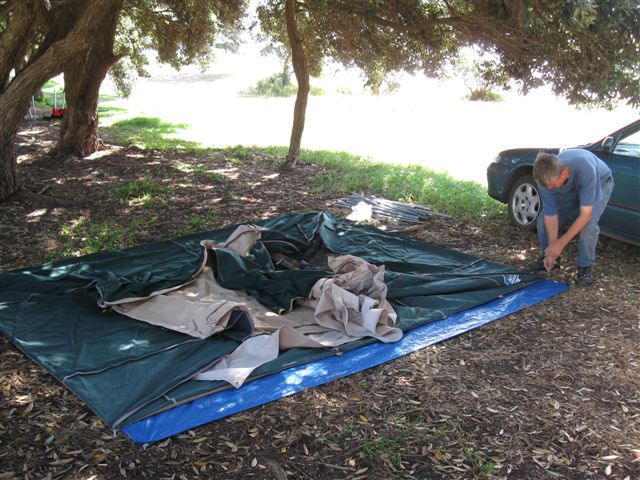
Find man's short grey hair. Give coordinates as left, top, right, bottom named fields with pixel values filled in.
left=533, top=152, right=566, bottom=186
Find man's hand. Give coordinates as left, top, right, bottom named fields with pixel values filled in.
left=544, top=240, right=564, bottom=263
left=543, top=253, right=559, bottom=272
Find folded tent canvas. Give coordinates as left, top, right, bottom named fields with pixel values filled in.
left=0, top=212, right=566, bottom=442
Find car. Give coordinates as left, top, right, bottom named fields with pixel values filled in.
left=487, top=119, right=640, bottom=246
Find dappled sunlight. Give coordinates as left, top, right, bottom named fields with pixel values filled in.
left=16, top=124, right=57, bottom=160
left=215, top=399, right=239, bottom=416
left=19, top=261, right=78, bottom=277
left=211, top=167, right=239, bottom=174
left=17, top=126, right=50, bottom=136
left=10, top=394, right=33, bottom=406
left=128, top=194, right=152, bottom=208
left=85, top=147, right=122, bottom=160
left=117, top=338, right=151, bottom=352
left=214, top=168, right=240, bottom=180
left=26, top=208, right=48, bottom=222
left=260, top=206, right=281, bottom=218
left=237, top=196, right=263, bottom=204
left=173, top=161, right=196, bottom=173
left=45, top=215, right=130, bottom=259
left=283, top=362, right=330, bottom=387
left=16, top=153, right=36, bottom=164
left=509, top=250, right=530, bottom=262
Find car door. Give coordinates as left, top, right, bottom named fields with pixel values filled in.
left=593, top=123, right=640, bottom=245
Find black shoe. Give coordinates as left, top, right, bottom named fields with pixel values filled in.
left=576, top=266, right=593, bottom=286
left=527, top=256, right=561, bottom=273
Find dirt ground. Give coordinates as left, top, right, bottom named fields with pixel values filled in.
left=1, top=121, right=639, bottom=479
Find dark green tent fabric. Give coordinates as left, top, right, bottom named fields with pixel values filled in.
left=0, top=212, right=542, bottom=428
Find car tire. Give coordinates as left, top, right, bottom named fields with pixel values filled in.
left=507, top=173, right=540, bottom=231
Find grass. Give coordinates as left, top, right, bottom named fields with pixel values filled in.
left=34, top=79, right=65, bottom=108
left=42, top=80, right=59, bottom=90
left=187, top=212, right=220, bottom=232
left=102, top=115, right=504, bottom=223
left=33, top=82, right=502, bottom=223
left=54, top=217, right=128, bottom=258
left=99, top=93, right=120, bottom=102
left=261, top=146, right=505, bottom=222
left=327, top=421, right=355, bottom=444
left=176, top=161, right=225, bottom=180
left=98, top=105, right=127, bottom=118
left=45, top=212, right=165, bottom=262
left=33, top=78, right=124, bottom=115
left=100, top=117, right=201, bottom=150
left=362, top=436, right=406, bottom=468
left=481, top=461, right=498, bottom=475
left=112, top=179, right=165, bottom=208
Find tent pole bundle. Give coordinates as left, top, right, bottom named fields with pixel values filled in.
left=336, top=193, right=449, bottom=224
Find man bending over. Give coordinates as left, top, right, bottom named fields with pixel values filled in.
left=531, top=149, right=614, bottom=286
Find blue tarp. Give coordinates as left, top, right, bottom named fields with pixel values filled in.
left=122, top=279, right=566, bottom=443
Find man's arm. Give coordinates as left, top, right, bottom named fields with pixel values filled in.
left=544, top=214, right=559, bottom=244
left=544, top=205, right=593, bottom=268
left=542, top=214, right=559, bottom=270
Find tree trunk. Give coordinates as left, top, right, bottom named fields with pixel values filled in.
left=0, top=48, right=64, bottom=201
left=281, top=0, right=310, bottom=170
left=0, top=0, right=42, bottom=91
left=58, top=1, right=122, bottom=157
left=0, top=0, right=117, bottom=201
left=0, top=133, right=20, bottom=201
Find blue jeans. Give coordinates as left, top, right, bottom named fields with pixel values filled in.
left=537, top=177, right=614, bottom=268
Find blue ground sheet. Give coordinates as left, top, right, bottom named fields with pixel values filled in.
left=123, top=279, right=567, bottom=443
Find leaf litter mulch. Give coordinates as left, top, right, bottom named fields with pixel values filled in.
left=1, top=121, right=639, bottom=480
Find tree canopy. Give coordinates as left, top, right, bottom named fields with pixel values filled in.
left=111, top=0, right=245, bottom=96
left=1, top=0, right=639, bottom=200
left=257, top=0, right=639, bottom=166
left=0, top=0, right=245, bottom=200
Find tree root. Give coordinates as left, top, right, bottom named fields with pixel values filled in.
left=17, top=187, right=74, bottom=208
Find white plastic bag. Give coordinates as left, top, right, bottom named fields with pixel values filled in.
left=346, top=201, right=372, bottom=221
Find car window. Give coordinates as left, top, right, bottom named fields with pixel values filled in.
left=613, top=129, right=640, bottom=158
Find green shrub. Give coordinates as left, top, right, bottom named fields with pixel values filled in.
left=465, top=88, right=503, bottom=102
left=245, top=73, right=297, bottom=97
left=244, top=73, right=325, bottom=97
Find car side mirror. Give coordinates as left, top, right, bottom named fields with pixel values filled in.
left=601, top=136, right=615, bottom=153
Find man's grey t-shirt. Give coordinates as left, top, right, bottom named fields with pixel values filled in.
left=539, top=149, right=612, bottom=216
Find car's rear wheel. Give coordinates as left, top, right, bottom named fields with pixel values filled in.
left=508, top=173, right=540, bottom=231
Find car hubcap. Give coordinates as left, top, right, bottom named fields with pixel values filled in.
left=512, top=183, right=540, bottom=225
